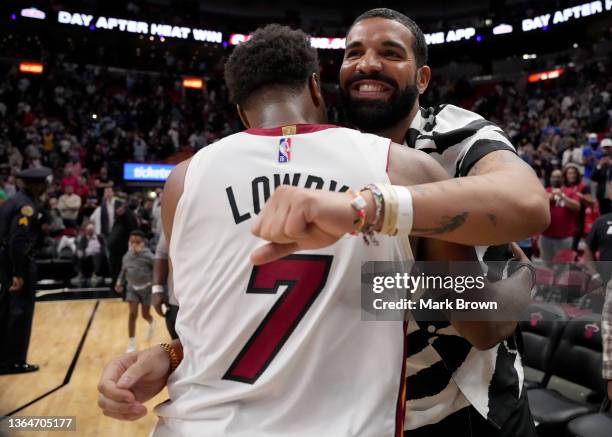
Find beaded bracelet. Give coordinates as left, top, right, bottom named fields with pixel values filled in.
left=159, top=343, right=182, bottom=374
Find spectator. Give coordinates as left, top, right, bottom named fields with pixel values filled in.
left=582, top=206, right=612, bottom=403
left=582, top=133, right=603, bottom=183
left=8, top=146, right=23, bottom=169
left=107, top=199, right=139, bottom=286
left=188, top=128, right=207, bottom=150
left=540, top=169, right=582, bottom=261
left=592, top=138, right=612, bottom=215
left=74, top=222, right=105, bottom=286
left=151, top=189, right=163, bottom=238
left=74, top=175, right=90, bottom=203
left=90, top=187, right=118, bottom=238
left=563, top=164, right=594, bottom=250
left=57, top=184, right=82, bottom=228
left=133, top=134, right=147, bottom=162
left=79, top=186, right=99, bottom=224
left=60, top=167, right=79, bottom=192
left=46, top=197, right=65, bottom=236
left=114, top=230, right=156, bottom=352
left=561, top=136, right=584, bottom=172
left=95, top=167, right=114, bottom=199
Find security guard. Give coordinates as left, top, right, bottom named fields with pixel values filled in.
left=0, top=167, right=51, bottom=375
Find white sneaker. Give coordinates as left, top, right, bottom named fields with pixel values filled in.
left=126, top=338, right=137, bottom=353
left=91, top=274, right=100, bottom=287
left=146, top=320, right=156, bottom=341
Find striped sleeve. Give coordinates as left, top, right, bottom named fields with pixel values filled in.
left=411, top=105, right=516, bottom=177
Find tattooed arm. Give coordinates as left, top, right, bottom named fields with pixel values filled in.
left=388, top=146, right=550, bottom=245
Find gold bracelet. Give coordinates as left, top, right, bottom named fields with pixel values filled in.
left=159, top=343, right=181, bottom=373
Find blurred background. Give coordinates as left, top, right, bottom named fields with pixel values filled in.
left=0, top=1, right=611, bottom=436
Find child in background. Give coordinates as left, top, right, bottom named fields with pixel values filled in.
left=114, top=230, right=156, bottom=352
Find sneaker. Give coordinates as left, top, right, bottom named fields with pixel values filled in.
left=70, top=274, right=84, bottom=287
left=0, top=363, right=40, bottom=375
left=126, top=338, right=137, bottom=353
left=91, top=274, right=100, bottom=287
left=146, top=320, right=156, bottom=341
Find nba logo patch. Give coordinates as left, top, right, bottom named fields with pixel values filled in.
left=278, top=137, right=291, bottom=163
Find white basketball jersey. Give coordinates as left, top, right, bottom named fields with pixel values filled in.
left=153, top=125, right=412, bottom=437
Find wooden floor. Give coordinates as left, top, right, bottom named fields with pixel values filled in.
left=0, top=299, right=171, bottom=437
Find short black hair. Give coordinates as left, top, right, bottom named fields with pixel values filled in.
left=351, top=8, right=428, bottom=67
left=130, top=230, right=146, bottom=239
left=224, top=24, right=319, bottom=107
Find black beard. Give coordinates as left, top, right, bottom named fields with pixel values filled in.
left=340, top=83, right=419, bottom=134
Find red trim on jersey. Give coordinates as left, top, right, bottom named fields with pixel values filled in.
left=386, top=139, right=392, bottom=173
left=245, top=124, right=338, bottom=136
left=395, top=321, right=408, bottom=437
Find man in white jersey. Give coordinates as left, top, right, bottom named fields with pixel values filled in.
left=97, top=25, right=536, bottom=436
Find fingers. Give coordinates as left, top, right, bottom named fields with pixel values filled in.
left=116, top=357, right=154, bottom=390
left=154, top=303, right=165, bottom=317
left=98, top=356, right=138, bottom=403
left=509, top=242, right=529, bottom=263
left=98, top=393, right=146, bottom=417
left=250, top=242, right=300, bottom=266
left=100, top=401, right=148, bottom=421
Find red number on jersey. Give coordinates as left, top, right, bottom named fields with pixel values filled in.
left=223, top=255, right=333, bottom=384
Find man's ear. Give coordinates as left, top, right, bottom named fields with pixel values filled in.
left=237, top=105, right=250, bottom=128
left=308, top=73, right=324, bottom=107
left=416, top=66, right=431, bottom=95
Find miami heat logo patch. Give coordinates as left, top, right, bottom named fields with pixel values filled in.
left=278, top=137, right=291, bottom=163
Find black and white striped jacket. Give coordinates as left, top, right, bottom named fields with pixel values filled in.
left=404, top=104, right=522, bottom=431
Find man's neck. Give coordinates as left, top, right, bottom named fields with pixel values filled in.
left=250, top=96, right=320, bottom=129
left=375, top=104, right=420, bottom=144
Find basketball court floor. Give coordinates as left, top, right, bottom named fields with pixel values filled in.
left=0, top=295, right=169, bottom=436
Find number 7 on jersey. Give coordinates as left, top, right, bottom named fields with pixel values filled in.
left=223, top=255, right=333, bottom=384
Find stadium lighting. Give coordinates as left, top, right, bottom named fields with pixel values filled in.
left=528, top=68, right=565, bottom=83
left=19, top=62, right=44, bottom=74
left=92, top=114, right=98, bottom=119
left=21, top=8, right=46, bottom=20
left=492, top=24, right=513, bottom=35
left=522, top=54, right=537, bottom=60
left=183, top=78, right=203, bottom=89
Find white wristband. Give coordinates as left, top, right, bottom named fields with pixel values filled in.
left=152, top=285, right=165, bottom=294
left=392, top=185, right=414, bottom=235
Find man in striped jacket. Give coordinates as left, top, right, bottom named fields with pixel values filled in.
left=339, top=8, right=544, bottom=437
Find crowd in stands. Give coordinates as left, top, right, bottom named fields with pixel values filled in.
left=0, top=52, right=611, bottom=286
left=426, top=57, right=612, bottom=262
left=0, top=57, right=243, bottom=285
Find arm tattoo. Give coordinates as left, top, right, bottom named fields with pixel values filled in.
left=487, top=213, right=497, bottom=227
left=412, top=212, right=468, bottom=235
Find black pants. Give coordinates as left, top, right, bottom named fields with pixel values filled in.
left=0, top=253, right=37, bottom=365
left=165, top=304, right=179, bottom=340
left=406, top=390, right=537, bottom=437
left=79, top=253, right=104, bottom=277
